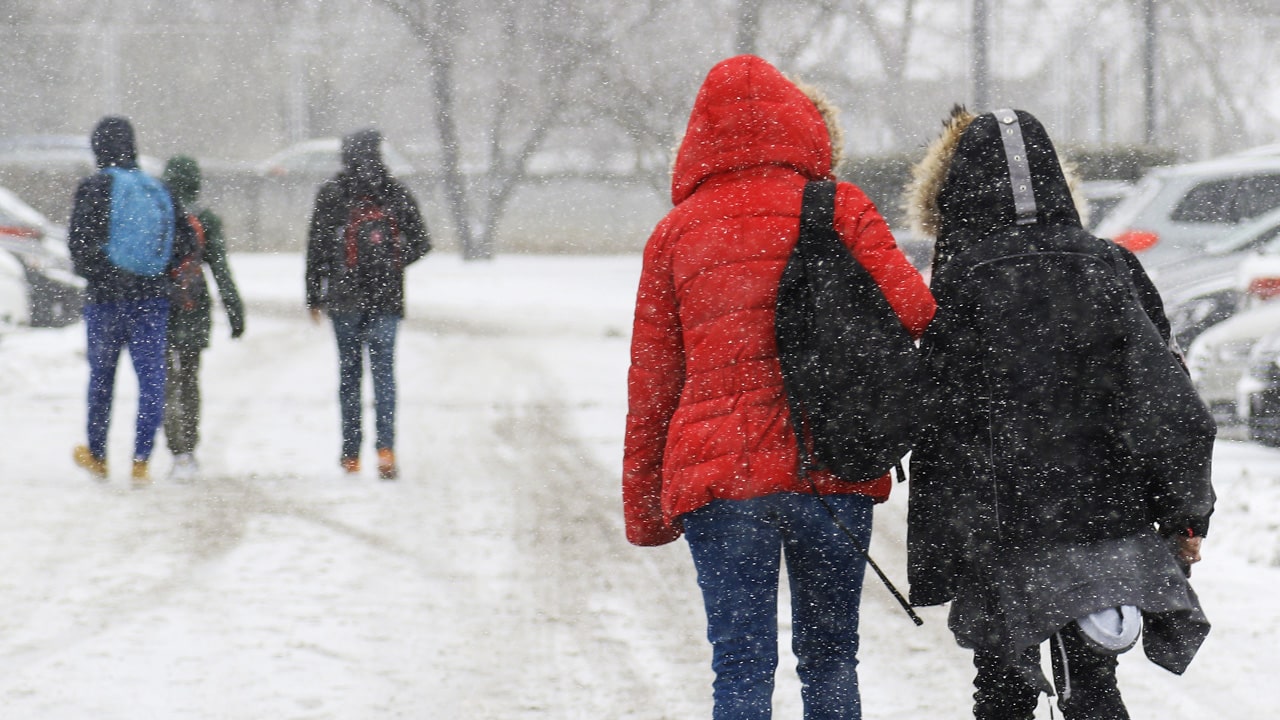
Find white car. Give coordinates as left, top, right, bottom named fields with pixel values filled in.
left=1157, top=205, right=1280, bottom=348
left=0, top=185, right=84, bottom=327
left=0, top=250, right=30, bottom=328
left=1095, top=155, right=1280, bottom=271
left=1186, top=255, right=1280, bottom=422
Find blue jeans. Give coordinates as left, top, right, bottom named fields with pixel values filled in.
left=83, top=298, right=169, bottom=460
left=330, top=312, right=399, bottom=459
left=683, top=492, right=873, bottom=720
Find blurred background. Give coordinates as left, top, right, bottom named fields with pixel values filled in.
left=1, top=0, right=1278, bottom=258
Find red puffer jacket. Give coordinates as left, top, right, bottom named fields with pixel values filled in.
left=623, top=55, right=936, bottom=547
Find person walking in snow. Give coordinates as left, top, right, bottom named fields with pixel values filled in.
left=161, top=155, right=246, bottom=481
left=69, top=116, right=195, bottom=486
left=623, top=55, right=935, bottom=719
left=902, top=106, right=1217, bottom=720
left=305, top=129, right=429, bottom=480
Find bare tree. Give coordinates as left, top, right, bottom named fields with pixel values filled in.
left=370, top=0, right=604, bottom=259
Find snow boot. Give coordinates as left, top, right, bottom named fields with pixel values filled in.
left=340, top=456, right=361, bottom=474
left=73, top=445, right=108, bottom=481
left=169, top=453, right=199, bottom=483
left=377, top=448, right=398, bottom=481
left=131, top=458, right=151, bottom=488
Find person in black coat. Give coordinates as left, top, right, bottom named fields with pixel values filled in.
left=68, top=116, right=195, bottom=486
left=901, top=106, right=1216, bottom=720
left=305, top=129, right=429, bottom=480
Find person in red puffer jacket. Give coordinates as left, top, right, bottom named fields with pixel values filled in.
left=622, top=55, right=935, bottom=719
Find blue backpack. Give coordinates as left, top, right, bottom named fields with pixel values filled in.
left=103, top=166, right=175, bottom=276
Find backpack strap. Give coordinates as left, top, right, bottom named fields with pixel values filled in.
left=799, top=180, right=837, bottom=242
left=188, top=213, right=207, bottom=250
left=790, top=180, right=839, bottom=478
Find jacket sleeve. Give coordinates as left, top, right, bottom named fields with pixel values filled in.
left=1104, top=243, right=1216, bottom=537
left=392, top=182, right=431, bottom=266
left=834, top=182, right=936, bottom=339
left=1113, top=244, right=1186, bottom=360
left=67, top=174, right=112, bottom=282
left=305, top=181, right=343, bottom=309
left=622, top=220, right=685, bottom=547
left=200, top=210, right=245, bottom=336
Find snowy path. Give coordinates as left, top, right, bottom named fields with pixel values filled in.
left=0, top=253, right=1275, bottom=718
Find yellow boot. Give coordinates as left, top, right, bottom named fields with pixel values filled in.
left=73, top=445, right=107, bottom=481
left=131, top=458, right=151, bottom=489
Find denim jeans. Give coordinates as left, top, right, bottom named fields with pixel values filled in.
left=83, top=297, right=169, bottom=460
left=683, top=491, right=874, bottom=720
left=330, top=312, right=399, bottom=459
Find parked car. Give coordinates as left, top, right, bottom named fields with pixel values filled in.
left=1185, top=255, right=1280, bottom=423
left=1080, top=179, right=1134, bottom=231
left=0, top=249, right=29, bottom=328
left=1095, top=155, right=1280, bottom=271
left=0, top=185, right=84, bottom=327
left=0, top=134, right=163, bottom=225
left=1158, top=205, right=1280, bottom=348
left=1236, top=326, right=1280, bottom=446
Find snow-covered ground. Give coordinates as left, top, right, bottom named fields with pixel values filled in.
left=0, top=253, right=1276, bottom=719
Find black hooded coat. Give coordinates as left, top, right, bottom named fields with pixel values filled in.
left=68, top=116, right=195, bottom=305
left=906, top=110, right=1217, bottom=682
left=305, top=130, right=429, bottom=316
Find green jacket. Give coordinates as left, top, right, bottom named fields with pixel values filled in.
left=164, top=156, right=245, bottom=350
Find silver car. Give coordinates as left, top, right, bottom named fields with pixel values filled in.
left=1158, top=205, right=1280, bottom=348
left=1096, top=154, right=1280, bottom=271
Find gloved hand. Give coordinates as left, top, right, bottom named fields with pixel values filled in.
left=228, top=307, right=245, bottom=339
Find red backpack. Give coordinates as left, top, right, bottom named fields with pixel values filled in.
left=342, top=197, right=401, bottom=281
left=170, top=213, right=206, bottom=312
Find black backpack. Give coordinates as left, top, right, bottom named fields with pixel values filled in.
left=775, top=180, right=917, bottom=483
left=342, top=196, right=401, bottom=283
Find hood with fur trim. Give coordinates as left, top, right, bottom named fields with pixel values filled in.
left=670, top=55, right=832, bottom=205
left=904, top=106, right=1088, bottom=243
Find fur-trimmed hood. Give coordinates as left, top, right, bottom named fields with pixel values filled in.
left=903, top=106, right=1088, bottom=243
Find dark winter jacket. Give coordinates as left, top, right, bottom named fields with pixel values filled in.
left=163, top=155, right=245, bottom=350
left=902, top=107, right=1215, bottom=678
left=305, top=129, right=429, bottom=317
left=622, top=55, right=936, bottom=547
left=68, top=116, right=195, bottom=305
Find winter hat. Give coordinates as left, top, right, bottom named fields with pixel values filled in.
left=163, top=155, right=202, bottom=205
left=91, top=115, right=138, bottom=169
left=1075, top=605, right=1142, bottom=655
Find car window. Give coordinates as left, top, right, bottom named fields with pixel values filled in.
left=1236, top=174, right=1280, bottom=220
left=1170, top=179, right=1240, bottom=223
